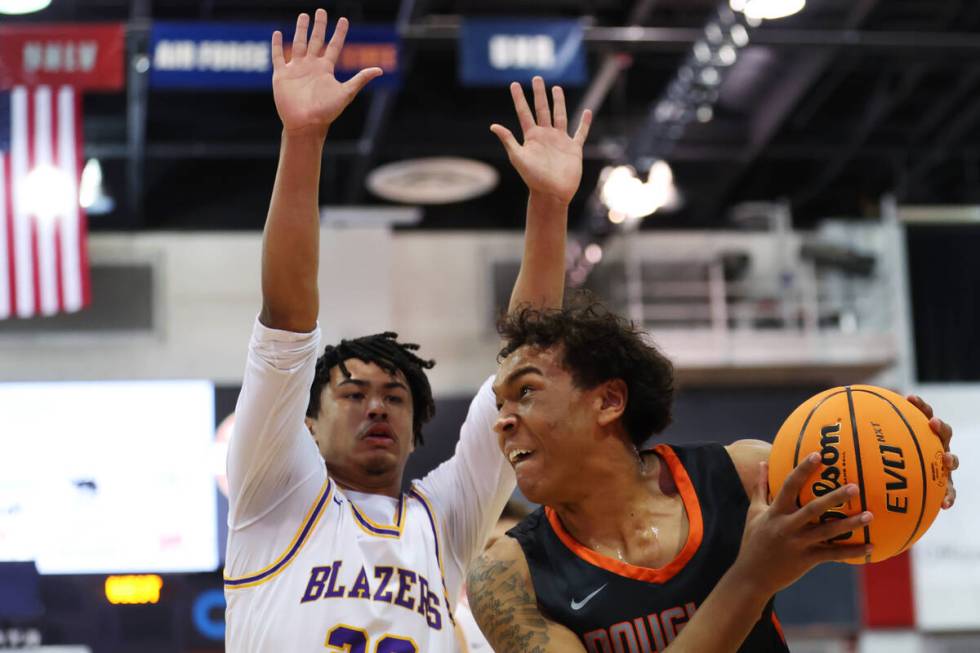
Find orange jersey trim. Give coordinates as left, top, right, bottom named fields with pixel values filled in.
left=771, top=611, right=786, bottom=644
left=544, top=444, right=704, bottom=584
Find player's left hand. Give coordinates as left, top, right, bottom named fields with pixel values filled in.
left=907, top=394, right=957, bottom=509
left=490, top=76, right=592, bottom=205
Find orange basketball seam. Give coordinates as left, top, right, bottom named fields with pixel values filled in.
left=845, top=386, right=873, bottom=560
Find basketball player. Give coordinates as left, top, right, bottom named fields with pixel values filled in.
left=223, top=9, right=592, bottom=651
left=468, top=303, right=958, bottom=652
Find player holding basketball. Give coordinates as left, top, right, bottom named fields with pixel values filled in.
left=223, top=9, right=593, bottom=651
left=468, top=303, right=958, bottom=652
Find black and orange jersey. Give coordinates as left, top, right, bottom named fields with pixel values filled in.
left=507, top=443, right=789, bottom=653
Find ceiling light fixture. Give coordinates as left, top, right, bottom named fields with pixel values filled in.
left=730, top=0, right=805, bottom=21
left=0, top=0, right=52, bottom=15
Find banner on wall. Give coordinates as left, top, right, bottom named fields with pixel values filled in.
left=0, top=23, right=126, bottom=91
left=910, top=384, right=980, bottom=630
left=149, top=22, right=401, bottom=89
left=459, top=19, right=587, bottom=87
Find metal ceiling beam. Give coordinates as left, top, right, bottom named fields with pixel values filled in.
left=402, top=22, right=980, bottom=55
left=698, top=0, right=881, bottom=219
left=85, top=138, right=980, bottom=164
left=571, top=0, right=659, bottom=127
left=343, top=0, right=424, bottom=203
left=897, top=91, right=980, bottom=199
left=126, top=0, right=152, bottom=226
left=792, top=64, right=928, bottom=207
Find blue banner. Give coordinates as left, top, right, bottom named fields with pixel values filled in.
left=459, top=19, right=587, bottom=87
left=150, top=22, right=400, bottom=90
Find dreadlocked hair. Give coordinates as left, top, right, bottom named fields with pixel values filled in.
left=497, top=294, right=674, bottom=447
left=307, top=332, right=436, bottom=446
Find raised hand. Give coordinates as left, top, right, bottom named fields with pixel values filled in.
left=732, top=455, right=873, bottom=597
left=271, top=9, right=382, bottom=136
left=491, top=76, right=592, bottom=205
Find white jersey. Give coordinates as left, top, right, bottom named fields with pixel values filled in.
left=224, top=319, right=514, bottom=652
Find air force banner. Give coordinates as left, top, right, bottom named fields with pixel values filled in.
left=150, top=22, right=401, bottom=90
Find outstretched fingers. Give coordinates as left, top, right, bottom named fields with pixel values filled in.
left=510, top=82, right=535, bottom=137
left=292, top=12, right=310, bottom=59
left=324, top=16, right=350, bottom=72
left=573, top=109, right=593, bottom=146
left=531, top=76, right=551, bottom=127
left=342, top=67, right=384, bottom=97
left=271, top=30, right=285, bottom=69
left=308, top=8, right=328, bottom=56
left=552, top=86, right=567, bottom=132
left=490, top=124, right=520, bottom=156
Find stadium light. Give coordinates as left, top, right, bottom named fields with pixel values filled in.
left=600, top=160, right=677, bottom=222
left=730, top=0, right=806, bottom=21
left=20, top=164, right=74, bottom=224
left=0, top=0, right=52, bottom=14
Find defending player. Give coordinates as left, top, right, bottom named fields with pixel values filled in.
left=222, top=9, right=592, bottom=651
left=468, top=303, right=958, bottom=652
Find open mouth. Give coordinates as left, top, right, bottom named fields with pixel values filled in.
left=507, top=449, right=535, bottom=465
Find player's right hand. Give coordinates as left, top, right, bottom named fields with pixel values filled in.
left=271, top=9, right=382, bottom=136
left=731, top=454, right=873, bottom=598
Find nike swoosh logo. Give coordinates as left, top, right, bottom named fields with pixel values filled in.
left=570, top=583, right=607, bottom=610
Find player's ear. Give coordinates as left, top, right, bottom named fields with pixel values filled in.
left=595, top=378, right=627, bottom=427
left=304, top=416, right=317, bottom=437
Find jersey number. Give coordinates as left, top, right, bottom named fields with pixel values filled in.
left=325, top=625, right=418, bottom=653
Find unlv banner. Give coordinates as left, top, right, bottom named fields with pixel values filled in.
left=459, top=19, right=587, bottom=87
left=0, top=23, right=126, bottom=91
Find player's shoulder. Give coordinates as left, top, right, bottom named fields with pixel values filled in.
left=466, top=533, right=533, bottom=603
left=725, top=439, right=772, bottom=495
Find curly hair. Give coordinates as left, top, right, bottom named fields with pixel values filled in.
left=497, top=299, right=674, bottom=446
left=307, top=332, right=436, bottom=446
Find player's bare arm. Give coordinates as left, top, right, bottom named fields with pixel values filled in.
left=659, top=453, right=873, bottom=652
left=260, top=9, right=381, bottom=332
left=467, top=536, right=587, bottom=653
left=493, top=76, right=592, bottom=313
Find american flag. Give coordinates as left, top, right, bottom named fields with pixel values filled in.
left=0, top=85, right=90, bottom=319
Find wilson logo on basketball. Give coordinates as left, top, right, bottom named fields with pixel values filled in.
left=813, top=422, right=852, bottom=543
left=770, top=384, right=946, bottom=564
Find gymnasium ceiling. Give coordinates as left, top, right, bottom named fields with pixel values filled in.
left=7, top=0, right=980, bottom=232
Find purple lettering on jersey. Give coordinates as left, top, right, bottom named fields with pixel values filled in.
left=423, top=579, right=442, bottom=630
left=373, top=566, right=395, bottom=603
left=323, top=560, right=347, bottom=598
left=300, top=566, right=331, bottom=603
left=394, top=568, right=417, bottom=610
left=416, top=576, right=429, bottom=617
left=347, top=566, right=371, bottom=599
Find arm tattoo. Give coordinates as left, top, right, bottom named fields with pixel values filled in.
left=467, top=552, right=552, bottom=653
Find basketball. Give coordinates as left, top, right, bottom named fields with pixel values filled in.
left=768, top=385, right=947, bottom=564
